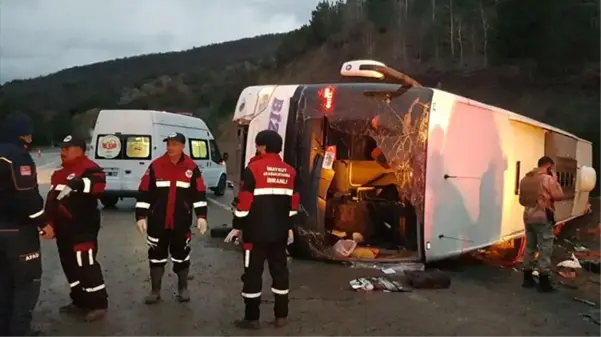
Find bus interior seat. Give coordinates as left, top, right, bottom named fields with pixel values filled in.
left=349, top=161, right=392, bottom=186
left=331, top=160, right=392, bottom=195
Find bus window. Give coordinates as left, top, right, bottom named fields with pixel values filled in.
left=125, top=136, right=151, bottom=159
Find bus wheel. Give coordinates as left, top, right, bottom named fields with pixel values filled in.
left=100, top=197, right=118, bottom=208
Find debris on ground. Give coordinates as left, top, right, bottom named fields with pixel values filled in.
left=348, top=261, right=425, bottom=272
left=572, top=251, right=601, bottom=274
left=579, top=309, right=601, bottom=326
left=333, top=239, right=357, bottom=257
left=573, top=297, right=598, bottom=307
left=558, top=270, right=577, bottom=279
left=349, top=266, right=447, bottom=292
left=557, top=253, right=582, bottom=269
left=349, top=276, right=411, bottom=292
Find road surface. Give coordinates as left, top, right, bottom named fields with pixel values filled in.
left=31, top=153, right=599, bottom=336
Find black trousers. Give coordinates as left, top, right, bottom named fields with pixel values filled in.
left=147, top=228, right=191, bottom=273
left=56, top=234, right=108, bottom=310
left=241, top=241, right=289, bottom=321
left=0, top=227, right=42, bottom=336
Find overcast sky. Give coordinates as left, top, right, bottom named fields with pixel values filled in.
left=0, top=0, right=321, bottom=83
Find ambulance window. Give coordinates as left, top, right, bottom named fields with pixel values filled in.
left=209, top=140, right=223, bottom=163
left=96, top=134, right=123, bottom=159
left=125, top=136, right=151, bottom=159
left=189, top=139, right=209, bottom=160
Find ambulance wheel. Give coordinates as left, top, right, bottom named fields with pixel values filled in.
left=214, top=175, right=227, bottom=196
left=100, top=197, right=118, bottom=208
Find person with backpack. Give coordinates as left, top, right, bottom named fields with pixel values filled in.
left=518, top=156, right=564, bottom=292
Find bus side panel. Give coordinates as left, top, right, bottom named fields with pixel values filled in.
left=243, top=85, right=299, bottom=167
left=424, top=92, right=512, bottom=262
left=504, top=121, right=546, bottom=242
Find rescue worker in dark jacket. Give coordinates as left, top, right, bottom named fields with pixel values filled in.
left=224, top=130, right=298, bottom=330
left=135, top=132, right=208, bottom=304
left=0, top=113, right=53, bottom=336
left=44, top=135, right=108, bottom=322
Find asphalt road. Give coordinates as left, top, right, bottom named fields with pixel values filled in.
left=31, top=154, right=600, bottom=336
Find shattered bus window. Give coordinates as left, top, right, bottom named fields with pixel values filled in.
left=291, top=84, right=433, bottom=261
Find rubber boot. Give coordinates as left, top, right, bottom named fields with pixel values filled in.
left=59, top=302, right=84, bottom=315
left=234, top=319, right=261, bottom=330
left=274, top=317, right=288, bottom=328
left=537, top=274, right=555, bottom=293
left=144, top=266, right=164, bottom=304
left=83, top=309, right=107, bottom=322
left=521, top=270, right=536, bottom=288
left=176, top=268, right=190, bottom=302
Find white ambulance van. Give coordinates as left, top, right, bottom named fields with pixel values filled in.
left=88, top=109, right=228, bottom=208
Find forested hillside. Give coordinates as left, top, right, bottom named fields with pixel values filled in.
left=1, top=0, right=598, bottom=165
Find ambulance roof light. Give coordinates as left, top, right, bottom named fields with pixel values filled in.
left=340, top=59, right=422, bottom=88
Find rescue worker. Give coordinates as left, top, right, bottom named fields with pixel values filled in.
left=45, top=135, right=109, bottom=321
left=0, top=113, right=53, bottom=336
left=224, top=130, right=298, bottom=330
left=519, top=156, right=564, bottom=292
left=135, top=132, right=208, bottom=304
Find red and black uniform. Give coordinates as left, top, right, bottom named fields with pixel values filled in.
left=233, top=153, right=300, bottom=321
left=45, top=156, right=108, bottom=310
left=135, top=154, right=207, bottom=272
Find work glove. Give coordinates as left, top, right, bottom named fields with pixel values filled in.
left=287, top=229, right=294, bottom=245
left=197, top=218, right=208, bottom=235
left=136, top=218, right=147, bottom=234
left=224, top=229, right=241, bottom=243
left=39, top=224, right=55, bottom=240
left=56, top=185, right=74, bottom=200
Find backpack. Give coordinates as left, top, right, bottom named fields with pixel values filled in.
left=519, top=173, right=545, bottom=207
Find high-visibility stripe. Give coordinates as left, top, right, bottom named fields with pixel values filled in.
left=289, top=210, right=297, bottom=216
left=29, top=209, right=44, bottom=219
left=150, top=258, right=168, bottom=264
left=147, top=236, right=159, bottom=242
left=136, top=202, right=150, bottom=209
left=193, top=201, right=207, bottom=208
left=156, top=181, right=170, bottom=187
left=83, top=284, right=106, bottom=292
left=176, top=181, right=190, bottom=188
left=55, top=184, right=66, bottom=191
left=234, top=210, right=249, bottom=218
left=88, top=249, right=94, bottom=265
left=271, top=288, right=289, bottom=295
left=171, top=255, right=190, bottom=263
left=82, top=177, right=92, bottom=193
left=241, top=292, right=261, bottom=298
left=254, top=188, right=293, bottom=196
left=70, top=281, right=80, bottom=288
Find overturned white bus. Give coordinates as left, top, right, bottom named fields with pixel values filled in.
left=229, top=60, right=597, bottom=263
